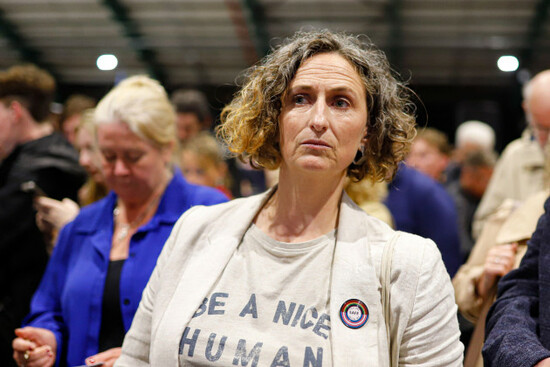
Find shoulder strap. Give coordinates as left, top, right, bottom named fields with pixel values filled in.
left=380, top=231, right=400, bottom=367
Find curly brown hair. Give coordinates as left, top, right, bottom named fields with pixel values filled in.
left=0, top=64, right=56, bottom=122
left=217, top=30, right=416, bottom=182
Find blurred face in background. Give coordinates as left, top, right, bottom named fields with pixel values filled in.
left=75, top=126, right=104, bottom=184
left=62, top=114, right=81, bottom=146
left=0, top=101, right=19, bottom=160
left=406, top=137, right=449, bottom=181
left=524, top=72, right=550, bottom=149
left=176, top=112, right=202, bottom=144
left=460, top=164, right=493, bottom=199
left=180, top=149, right=225, bottom=188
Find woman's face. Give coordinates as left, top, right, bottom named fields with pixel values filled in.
left=406, top=138, right=448, bottom=181
left=180, top=150, right=222, bottom=187
left=97, top=121, right=172, bottom=203
left=75, top=127, right=104, bottom=184
left=278, top=52, right=368, bottom=177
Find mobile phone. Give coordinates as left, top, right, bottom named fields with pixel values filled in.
left=20, top=181, right=47, bottom=197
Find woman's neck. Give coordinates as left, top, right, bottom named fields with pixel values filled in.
left=118, top=169, right=172, bottom=223
left=255, top=168, right=346, bottom=243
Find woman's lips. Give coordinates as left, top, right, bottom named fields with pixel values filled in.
left=301, top=139, right=331, bottom=149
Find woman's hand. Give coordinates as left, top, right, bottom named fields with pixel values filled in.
left=12, top=327, right=56, bottom=367
left=535, top=358, right=550, bottom=366
left=85, top=347, right=122, bottom=367
left=35, top=197, right=80, bottom=231
left=476, top=243, right=518, bottom=299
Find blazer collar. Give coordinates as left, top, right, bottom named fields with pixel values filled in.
left=331, top=192, right=388, bottom=366
left=73, top=169, right=187, bottom=235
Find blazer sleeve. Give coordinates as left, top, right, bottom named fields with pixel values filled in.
left=453, top=203, right=510, bottom=322
left=483, top=203, right=550, bottom=366
left=22, top=221, right=77, bottom=365
left=115, top=206, right=200, bottom=367
left=397, top=238, right=464, bottom=366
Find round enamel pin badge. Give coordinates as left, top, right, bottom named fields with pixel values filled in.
left=340, top=299, right=369, bottom=329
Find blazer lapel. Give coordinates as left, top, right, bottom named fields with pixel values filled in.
left=330, top=193, right=388, bottom=366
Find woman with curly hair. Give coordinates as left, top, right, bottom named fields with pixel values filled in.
left=116, top=30, right=463, bottom=366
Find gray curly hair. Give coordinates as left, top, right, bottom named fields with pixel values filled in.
left=217, top=29, right=416, bottom=181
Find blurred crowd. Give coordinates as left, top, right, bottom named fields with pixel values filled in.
left=2, top=53, right=550, bottom=366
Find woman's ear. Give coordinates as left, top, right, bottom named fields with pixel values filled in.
left=360, top=128, right=368, bottom=147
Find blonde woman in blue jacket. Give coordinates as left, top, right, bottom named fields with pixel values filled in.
left=12, top=76, right=227, bottom=367
left=117, top=30, right=463, bottom=366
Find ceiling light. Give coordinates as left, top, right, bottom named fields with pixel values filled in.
left=497, top=55, right=519, bottom=72
left=97, top=54, right=118, bottom=71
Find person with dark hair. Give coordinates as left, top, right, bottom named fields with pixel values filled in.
left=0, top=64, right=86, bottom=367
left=170, top=89, right=212, bottom=144
left=116, top=30, right=462, bottom=366
left=447, top=149, right=496, bottom=261
left=59, top=94, right=96, bottom=146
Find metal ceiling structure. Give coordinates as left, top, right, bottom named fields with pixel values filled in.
left=0, top=0, right=549, bottom=90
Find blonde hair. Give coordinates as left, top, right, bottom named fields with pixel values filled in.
left=75, top=109, right=108, bottom=205
left=416, top=128, right=452, bottom=156
left=76, top=108, right=97, bottom=138
left=218, top=29, right=416, bottom=182
left=181, top=132, right=225, bottom=166
left=94, top=75, right=176, bottom=147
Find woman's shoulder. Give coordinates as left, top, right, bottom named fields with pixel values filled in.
left=170, top=168, right=228, bottom=206
left=171, top=191, right=270, bottom=231
left=392, top=231, right=442, bottom=273
left=364, top=215, right=442, bottom=279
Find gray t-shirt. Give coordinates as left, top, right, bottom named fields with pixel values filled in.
left=180, top=224, right=335, bottom=366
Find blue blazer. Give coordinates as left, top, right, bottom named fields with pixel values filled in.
left=384, top=164, right=462, bottom=277
left=23, top=169, right=228, bottom=366
left=483, top=195, right=550, bottom=366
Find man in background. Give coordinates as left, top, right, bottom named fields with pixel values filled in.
left=170, top=89, right=212, bottom=144
left=473, top=70, right=550, bottom=238
left=447, top=149, right=496, bottom=261
left=0, top=64, right=86, bottom=366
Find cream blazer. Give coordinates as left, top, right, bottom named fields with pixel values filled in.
left=116, top=190, right=463, bottom=366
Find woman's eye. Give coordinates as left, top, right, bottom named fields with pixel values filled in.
left=101, top=152, right=116, bottom=162
left=293, top=95, right=307, bottom=105
left=125, top=152, right=143, bottom=163
left=334, top=98, right=350, bottom=108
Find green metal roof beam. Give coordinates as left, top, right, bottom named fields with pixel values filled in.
left=240, top=0, right=271, bottom=59
left=101, top=0, right=166, bottom=84
left=521, top=0, right=550, bottom=68
left=385, top=0, right=404, bottom=71
left=0, top=7, right=55, bottom=75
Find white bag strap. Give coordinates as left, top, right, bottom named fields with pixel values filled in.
left=380, top=231, right=400, bottom=367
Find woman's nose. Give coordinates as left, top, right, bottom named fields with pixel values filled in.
left=113, top=158, right=131, bottom=176
left=310, top=100, right=329, bottom=132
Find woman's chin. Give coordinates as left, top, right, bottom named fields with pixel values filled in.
left=294, top=159, right=342, bottom=175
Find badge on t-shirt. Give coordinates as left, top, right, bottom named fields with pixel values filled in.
left=340, top=299, right=369, bottom=329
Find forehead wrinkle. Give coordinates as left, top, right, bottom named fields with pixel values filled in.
left=290, top=56, right=366, bottom=98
